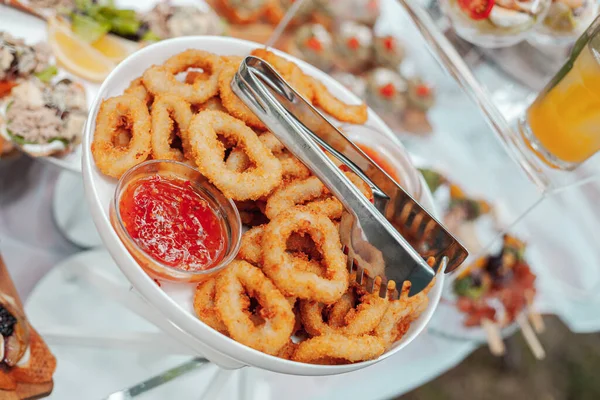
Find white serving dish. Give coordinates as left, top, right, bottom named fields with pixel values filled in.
left=82, top=36, right=443, bottom=376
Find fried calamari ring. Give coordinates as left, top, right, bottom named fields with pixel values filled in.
left=346, top=171, right=374, bottom=202
left=238, top=225, right=323, bottom=273
left=300, top=287, right=388, bottom=336
left=292, top=334, right=385, bottom=364
left=225, top=146, right=252, bottom=172
left=265, top=171, right=371, bottom=220
left=185, top=70, right=211, bottom=84
left=215, top=260, right=294, bottom=355
left=277, top=340, right=298, bottom=360
left=217, top=0, right=269, bottom=24
left=262, top=208, right=348, bottom=303
left=221, top=55, right=245, bottom=67
left=250, top=48, right=313, bottom=101
left=91, top=95, right=151, bottom=178
left=150, top=94, right=193, bottom=163
left=264, top=0, right=285, bottom=25
left=238, top=225, right=265, bottom=266
left=265, top=176, right=343, bottom=220
left=226, top=132, right=285, bottom=172
left=196, top=96, right=227, bottom=113
left=218, top=65, right=267, bottom=130
left=124, top=77, right=152, bottom=107
left=187, top=110, right=282, bottom=200
left=142, top=50, right=222, bottom=104
left=310, top=78, right=368, bottom=124
left=193, top=279, right=228, bottom=335
left=373, top=284, right=429, bottom=349
left=258, top=131, right=284, bottom=153
left=277, top=151, right=311, bottom=179
left=327, top=291, right=356, bottom=328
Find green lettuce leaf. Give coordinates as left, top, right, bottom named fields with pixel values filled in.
left=141, top=30, right=161, bottom=43
left=34, top=65, right=58, bottom=83
left=6, top=129, right=27, bottom=146
left=454, top=277, right=485, bottom=299
left=71, top=13, right=110, bottom=43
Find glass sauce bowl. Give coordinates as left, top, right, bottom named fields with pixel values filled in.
left=110, top=160, right=242, bottom=283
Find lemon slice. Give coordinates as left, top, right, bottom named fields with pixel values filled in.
left=92, top=34, right=138, bottom=63
left=47, top=17, right=115, bottom=82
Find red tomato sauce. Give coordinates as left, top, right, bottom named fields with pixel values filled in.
left=119, top=175, right=226, bottom=272
left=356, top=144, right=402, bottom=185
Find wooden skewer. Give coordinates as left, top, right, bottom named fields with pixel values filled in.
left=481, top=318, right=506, bottom=356
left=525, top=289, right=545, bottom=333
left=516, top=313, right=546, bottom=360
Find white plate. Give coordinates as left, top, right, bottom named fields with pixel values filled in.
left=82, top=36, right=444, bottom=376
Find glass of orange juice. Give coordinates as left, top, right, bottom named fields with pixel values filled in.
left=518, top=15, right=600, bottom=170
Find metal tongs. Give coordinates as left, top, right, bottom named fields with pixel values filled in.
left=232, top=56, right=468, bottom=298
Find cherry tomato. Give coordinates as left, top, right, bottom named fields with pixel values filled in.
left=306, top=37, right=323, bottom=52
left=379, top=83, right=396, bottom=98
left=415, top=84, right=431, bottom=97
left=347, top=37, right=360, bottom=50
left=458, top=0, right=494, bottom=20
left=382, top=36, right=396, bottom=52
left=0, top=80, right=16, bottom=98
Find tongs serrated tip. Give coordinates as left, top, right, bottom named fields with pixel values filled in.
left=233, top=55, right=467, bottom=298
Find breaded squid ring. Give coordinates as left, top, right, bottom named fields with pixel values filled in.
left=225, top=147, right=252, bottom=172
left=250, top=48, right=314, bottom=101
left=215, top=260, right=295, bottom=355
left=124, top=77, right=153, bottom=107
left=196, top=96, right=227, bottom=113
left=299, top=287, right=389, bottom=337
left=185, top=70, right=211, bottom=84
left=266, top=171, right=371, bottom=219
left=238, top=225, right=265, bottom=266
left=217, top=0, right=269, bottom=24
left=218, top=65, right=266, bottom=129
left=257, top=132, right=285, bottom=153
left=150, top=94, right=193, bottom=163
left=327, top=292, right=356, bottom=328
left=310, top=78, right=368, bottom=124
left=142, top=50, right=222, bottom=104
left=187, top=110, right=282, bottom=200
left=226, top=132, right=285, bottom=172
left=265, top=176, right=343, bottom=220
left=238, top=225, right=324, bottom=273
left=373, top=286, right=429, bottom=349
left=91, top=95, right=151, bottom=178
left=193, top=279, right=228, bottom=335
left=262, top=208, right=348, bottom=303
left=292, top=334, right=385, bottom=364
left=276, top=151, right=311, bottom=180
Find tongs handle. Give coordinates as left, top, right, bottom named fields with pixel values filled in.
left=233, top=57, right=373, bottom=218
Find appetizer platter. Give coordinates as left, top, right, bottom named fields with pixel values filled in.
left=208, top=0, right=437, bottom=134
left=0, top=0, right=228, bottom=171
left=429, top=234, right=544, bottom=359
left=530, top=0, right=599, bottom=45
left=421, top=167, right=545, bottom=358
left=82, top=35, right=449, bottom=375
left=0, top=28, right=86, bottom=171
left=440, top=0, right=553, bottom=47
